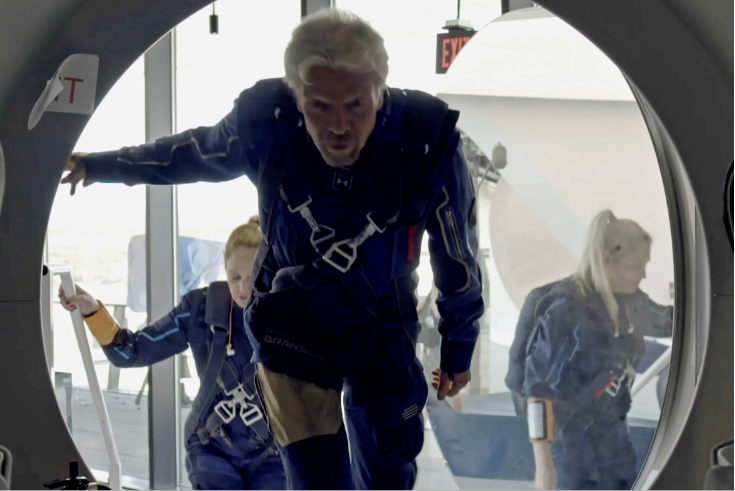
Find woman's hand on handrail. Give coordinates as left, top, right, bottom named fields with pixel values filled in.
left=58, top=283, right=100, bottom=317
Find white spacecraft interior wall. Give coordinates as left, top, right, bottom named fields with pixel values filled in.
left=438, top=12, right=675, bottom=341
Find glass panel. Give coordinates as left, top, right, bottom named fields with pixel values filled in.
left=430, top=8, right=676, bottom=490
left=47, top=58, right=149, bottom=485
left=337, top=2, right=505, bottom=488
left=173, top=1, right=301, bottom=487
left=134, top=2, right=678, bottom=490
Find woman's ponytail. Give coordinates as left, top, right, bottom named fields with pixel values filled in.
left=574, top=209, right=620, bottom=335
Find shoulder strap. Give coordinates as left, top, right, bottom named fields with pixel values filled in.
left=204, top=281, right=232, bottom=329
left=183, top=325, right=229, bottom=441
left=237, top=78, right=303, bottom=243
left=236, top=78, right=300, bottom=149
left=392, top=89, right=461, bottom=218
left=394, top=88, right=458, bottom=149
left=182, top=283, right=231, bottom=439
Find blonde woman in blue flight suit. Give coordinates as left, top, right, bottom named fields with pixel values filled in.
left=524, top=210, right=671, bottom=490
left=60, top=218, right=287, bottom=490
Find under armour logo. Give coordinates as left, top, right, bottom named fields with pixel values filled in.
left=332, top=170, right=353, bottom=192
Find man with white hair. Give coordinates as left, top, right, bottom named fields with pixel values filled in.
left=63, top=9, right=484, bottom=490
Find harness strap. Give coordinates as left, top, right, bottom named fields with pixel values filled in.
left=279, top=162, right=397, bottom=274
left=280, top=167, right=337, bottom=250
left=183, top=326, right=229, bottom=441
left=250, top=240, right=271, bottom=297
left=203, top=361, right=272, bottom=446
left=313, top=260, right=380, bottom=317
left=237, top=78, right=302, bottom=242
left=253, top=239, right=381, bottom=321
left=204, top=281, right=232, bottom=327
left=269, top=260, right=380, bottom=318
left=277, top=93, right=458, bottom=276
left=246, top=83, right=460, bottom=322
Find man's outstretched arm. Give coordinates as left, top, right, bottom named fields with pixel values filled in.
left=62, top=99, right=259, bottom=193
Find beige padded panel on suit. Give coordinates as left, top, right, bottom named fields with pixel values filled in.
left=257, top=363, right=343, bottom=445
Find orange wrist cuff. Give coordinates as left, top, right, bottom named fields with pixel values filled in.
left=83, top=301, right=120, bottom=346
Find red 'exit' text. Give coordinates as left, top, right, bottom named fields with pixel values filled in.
left=436, top=30, right=476, bottom=74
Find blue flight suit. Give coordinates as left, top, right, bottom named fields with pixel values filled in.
left=505, top=278, right=672, bottom=415
left=99, top=282, right=286, bottom=490
left=82, top=78, right=484, bottom=489
left=523, top=278, right=667, bottom=490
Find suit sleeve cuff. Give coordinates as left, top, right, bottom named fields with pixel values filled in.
left=439, top=338, right=477, bottom=375
left=83, top=151, right=125, bottom=183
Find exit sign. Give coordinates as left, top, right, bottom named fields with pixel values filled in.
left=436, top=29, right=476, bottom=74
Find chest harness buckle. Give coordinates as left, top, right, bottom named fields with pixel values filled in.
left=213, top=381, right=264, bottom=427
left=282, top=164, right=396, bottom=274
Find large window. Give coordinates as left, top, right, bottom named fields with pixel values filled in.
left=422, top=8, right=676, bottom=489
left=175, top=0, right=300, bottom=246
left=172, top=1, right=301, bottom=486
left=47, top=58, right=149, bottom=485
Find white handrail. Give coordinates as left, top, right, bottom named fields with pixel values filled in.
left=55, top=268, right=122, bottom=490
left=631, top=346, right=671, bottom=398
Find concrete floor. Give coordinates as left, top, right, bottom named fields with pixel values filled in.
left=59, top=388, right=461, bottom=490
left=59, top=381, right=660, bottom=490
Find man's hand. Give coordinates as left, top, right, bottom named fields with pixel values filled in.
left=61, top=152, right=96, bottom=195
left=431, top=368, right=471, bottom=400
